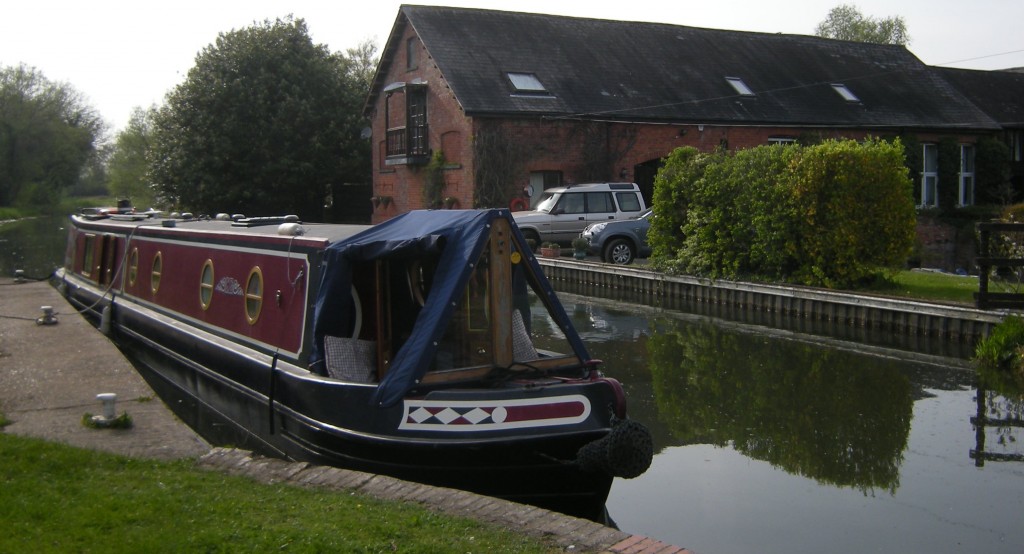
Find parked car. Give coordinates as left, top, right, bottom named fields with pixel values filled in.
left=581, top=209, right=652, bottom=265
left=512, top=183, right=647, bottom=246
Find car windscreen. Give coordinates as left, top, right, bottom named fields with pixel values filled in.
left=534, top=192, right=558, bottom=213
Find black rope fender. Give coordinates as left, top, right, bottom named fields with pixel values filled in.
left=575, top=415, right=654, bottom=479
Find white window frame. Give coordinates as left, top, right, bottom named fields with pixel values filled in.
left=920, top=143, right=938, bottom=208
left=958, top=144, right=975, bottom=207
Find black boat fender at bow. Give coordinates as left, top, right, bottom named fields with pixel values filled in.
left=575, top=416, right=654, bottom=479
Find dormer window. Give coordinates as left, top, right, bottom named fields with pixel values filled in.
left=507, top=72, right=548, bottom=94
left=831, top=83, right=860, bottom=103
left=725, top=77, right=755, bottom=97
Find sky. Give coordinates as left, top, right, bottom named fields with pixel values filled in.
left=3, top=0, right=1023, bottom=134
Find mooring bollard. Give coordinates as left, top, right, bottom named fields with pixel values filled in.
left=97, top=393, right=117, bottom=421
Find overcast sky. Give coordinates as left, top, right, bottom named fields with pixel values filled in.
left=3, top=0, right=1022, bottom=134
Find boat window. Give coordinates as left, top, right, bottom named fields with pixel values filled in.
left=127, top=247, right=139, bottom=286
left=151, top=252, right=163, bottom=294
left=81, top=234, right=97, bottom=278
left=199, top=259, right=214, bottom=310
left=245, top=267, right=263, bottom=324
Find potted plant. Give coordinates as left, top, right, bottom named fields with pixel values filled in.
left=539, top=242, right=561, bottom=258
left=572, top=237, right=590, bottom=260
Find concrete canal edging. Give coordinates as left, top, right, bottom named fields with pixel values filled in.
left=197, top=448, right=691, bottom=553
left=539, top=258, right=1005, bottom=343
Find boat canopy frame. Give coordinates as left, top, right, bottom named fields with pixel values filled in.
left=310, top=209, right=591, bottom=407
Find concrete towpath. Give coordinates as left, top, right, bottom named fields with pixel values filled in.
left=0, top=279, right=691, bottom=554
left=0, top=278, right=210, bottom=459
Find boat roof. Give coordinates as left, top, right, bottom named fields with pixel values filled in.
left=71, top=213, right=372, bottom=245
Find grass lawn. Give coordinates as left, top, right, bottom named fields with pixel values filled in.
left=0, top=432, right=558, bottom=554
left=862, top=270, right=981, bottom=305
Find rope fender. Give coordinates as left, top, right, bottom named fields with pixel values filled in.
left=575, top=415, right=653, bottom=479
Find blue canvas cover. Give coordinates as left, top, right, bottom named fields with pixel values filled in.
left=310, top=209, right=590, bottom=407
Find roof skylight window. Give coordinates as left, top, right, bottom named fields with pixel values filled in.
left=725, top=77, right=755, bottom=96
left=831, top=83, right=860, bottom=102
left=507, top=72, right=547, bottom=93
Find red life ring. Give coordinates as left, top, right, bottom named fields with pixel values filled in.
left=509, top=197, right=529, bottom=212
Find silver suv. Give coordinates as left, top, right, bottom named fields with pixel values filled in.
left=512, top=183, right=647, bottom=246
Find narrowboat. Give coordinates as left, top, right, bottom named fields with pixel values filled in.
left=55, top=208, right=652, bottom=520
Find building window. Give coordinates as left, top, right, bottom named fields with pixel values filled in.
left=725, top=77, right=755, bottom=97
left=384, top=82, right=429, bottom=165
left=959, top=144, right=976, bottom=207
left=921, top=143, right=939, bottom=208
left=507, top=72, right=547, bottom=94
left=768, top=136, right=797, bottom=145
left=245, top=267, right=264, bottom=325
left=831, top=83, right=860, bottom=102
left=199, top=259, right=214, bottom=310
left=151, top=251, right=163, bottom=294
left=1009, top=130, right=1023, bottom=163
left=406, top=38, right=417, bottom=70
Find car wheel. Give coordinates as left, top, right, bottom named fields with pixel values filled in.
left=522, top=230, right=541, bottom=251
left=603, top=238, right=635, bottom=265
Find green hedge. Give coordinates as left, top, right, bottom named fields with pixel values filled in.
left=650, top=139, right=916, bottom=288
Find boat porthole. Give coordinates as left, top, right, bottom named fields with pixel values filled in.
left=199, top=259, right=214, bottom=310
left=151, top=251, right=163, bottom=294
left=127, top=247, right=139, bottom=286
left=245, top=267, right=263, bottom=324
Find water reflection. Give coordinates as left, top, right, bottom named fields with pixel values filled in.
left=0, top=215, right=68, bottom=279
left=647, top=324, right=912, bottom=493
left=973, top=367, right=1024, bottom=466
left=541, top=294, right=1023, bottom=554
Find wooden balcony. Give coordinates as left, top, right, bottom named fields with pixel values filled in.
left=385, top=126, right=429, bottom=166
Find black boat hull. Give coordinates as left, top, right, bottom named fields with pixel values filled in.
left=60, top=277, right=616, bottom=520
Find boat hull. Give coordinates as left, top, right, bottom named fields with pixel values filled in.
left=58, top=272, right=616, bottom=520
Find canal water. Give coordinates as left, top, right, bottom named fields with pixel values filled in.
left=4, top=216, right=1023, bottom=554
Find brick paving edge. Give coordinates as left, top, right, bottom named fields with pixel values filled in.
left=196, top=447, right=642, bottom=552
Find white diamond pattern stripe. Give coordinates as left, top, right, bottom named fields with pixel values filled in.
left=409, top=407, right=433, bottom=423
left=398, top=395, right=591, bottom=432
left=462, top=407, right=491, bottom=424
left=434, top=408, right=461, bottom=424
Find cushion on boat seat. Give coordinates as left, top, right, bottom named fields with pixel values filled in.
left=323, top=336, right=377, bottom=383
left=512, top=309, right=539, bottom=361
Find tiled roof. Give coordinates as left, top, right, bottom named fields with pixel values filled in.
left=936, top=67, right=1024, bottom=127
left=377, top=5, right=998, bottom=130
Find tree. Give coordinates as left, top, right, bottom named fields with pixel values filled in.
left=107, top=106, right=158, bottom=208
left=0, top=63, right=106, bottom=207
left=149, top=17, right=374, bottom=219
left=814, top=4, right=910, bottom=45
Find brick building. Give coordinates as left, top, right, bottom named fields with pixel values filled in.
left=364, top=5, right=1016, bottom=235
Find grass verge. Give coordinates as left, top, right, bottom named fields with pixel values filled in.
left=0, top=432, right=558, bottom=553
left=861, top=270, right=980, bottom=305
